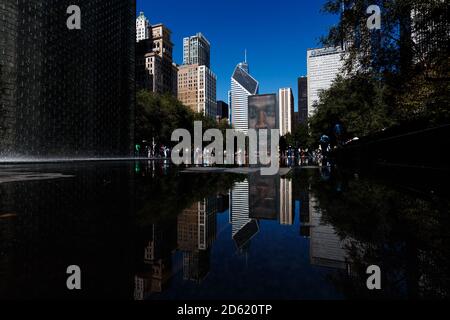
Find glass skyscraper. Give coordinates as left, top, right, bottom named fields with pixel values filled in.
left=230, top=60, right=259, bottom=133
left=183, top=33, right=211, bottom=69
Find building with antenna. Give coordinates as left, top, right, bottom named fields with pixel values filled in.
left=230, top=52, right=259, bottom=133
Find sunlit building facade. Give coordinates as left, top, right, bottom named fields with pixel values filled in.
left=230, top=61, right=259, bottom=133
left=307, top=47, right=345, bottom=117
left=279, top=88, right=294, bottom=136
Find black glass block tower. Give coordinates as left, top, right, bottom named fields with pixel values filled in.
left=0, top=0, right=135, bottom=158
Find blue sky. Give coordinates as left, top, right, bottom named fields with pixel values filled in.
left=137, top=0, right=339, bottom=111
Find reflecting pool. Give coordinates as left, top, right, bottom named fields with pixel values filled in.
left=0, top=161, right=448, bottom=300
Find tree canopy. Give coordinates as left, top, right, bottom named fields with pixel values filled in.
left=135, top=90, right=231, bottom=146
left=308, top=0, right=449, bottom=143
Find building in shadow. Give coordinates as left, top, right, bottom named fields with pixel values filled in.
left=0, top=0, right=136, bottom=158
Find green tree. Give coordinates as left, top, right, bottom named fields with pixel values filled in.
left=135, top=90, right=231, bottom=147
left=285, top=123, right=312, bottom=149
left=309, top=75, right=394, bottom=140
left=321, top=0, right=449, bottom=126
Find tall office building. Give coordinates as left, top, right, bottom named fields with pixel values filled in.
left=136, top=11, right=150, bottom=42
left=297, top=77, right=308, bottom=125
left=178, top=33, right=216, bottom=118
left=230, top=59, right=259, bottom=133
left=307, top=47, right=345, bottom=116
left=136, top=20, right=178, bottom=96
left=279, top=88, right=294, bottom=136
left=177, top=64, right=217, bottom=117
left=183, top=33, right=211, bottom=68
left=0, top=0, right=136, bottom=158
left=216, top=101, right=229, bottom=122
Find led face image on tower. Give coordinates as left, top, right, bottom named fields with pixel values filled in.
left=0, top=0, right=136, bottom=158
left=248, top=94, right=278, bottom=131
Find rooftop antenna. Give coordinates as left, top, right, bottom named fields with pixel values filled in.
left=244, top=49, right=247, bottom=64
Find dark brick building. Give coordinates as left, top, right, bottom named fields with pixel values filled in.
left=297, top=76, right=308, bottom=126
left=0, top=0, right=136, bottom=158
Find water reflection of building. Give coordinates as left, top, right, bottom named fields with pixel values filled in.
left=134, top=221, right=177, bottom=300
left=308, top=195, right=349, bottom=270
left=216, top=193, right=230, bottom=214
left=134, top=258, right=172, bottom=300
left=230, top=180, right=259, bottom=251
left=249, top=175, right=278, bottom=221
left=279, top=178, right=293, bottom=225
left=177, top=198, right=217, bottom=282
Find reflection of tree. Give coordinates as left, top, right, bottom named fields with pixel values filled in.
left=294, top=169, right=450, bottom=299
left=134, top=167, right=244, bottom=226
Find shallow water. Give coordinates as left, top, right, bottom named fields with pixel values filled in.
left=0, top=161, right=448, bottom=300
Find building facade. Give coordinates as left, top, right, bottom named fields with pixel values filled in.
left=136, top=11, right=150, bottom=42
left=0, top=0, right=136, bottom=158
left=297, top=76, right=308, bottom=125
left=178, top=33, right=216, bottom=118
left=183, top=33, right=211, bottom=68
left=307, top=47, right=345, bottom=117
left=216, top=101, right=229, bottom=122
left=177, top=64, right=217, bottom=117
left=278, top=88, right=294, bottom=136
left=230, top=62, right=259, bottom=133
left=136, top=19, right=178, bottom=96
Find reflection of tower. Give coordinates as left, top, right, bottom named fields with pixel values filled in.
left=134, top=221, right=177, bottom=300
left=309, top=195, right=348, bottom=270
left=279, top=178, right=293, bottom=225
left=177, top=198, right=217, bottom=282
left=299, top=191, right=311, bottom=237
left=249, top=174, right=278, bottom=221
left=230, top=180, right=250, bottom=237
left=230, top=180, right=259, bottom=251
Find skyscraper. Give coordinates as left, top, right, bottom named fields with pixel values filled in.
left=297, top=76, right=308, bottom=125
left=230, top=57, right=259, bottom=133
left=136, top=20, right=178, bottom=96
left=178, top=64, right=217, bottom=117
left=216, top=101, right=229, bottom=122
left=279, top=88, right=294, bottom=136
left=0, top=0, right=136, bottom=158
left=307, top=47, right=345, bottom=117
left=136, top=11, right=150, bottom=42
left=178, top=33, right=216, bottom=118
left=183, top=33, right=211, bottom=68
